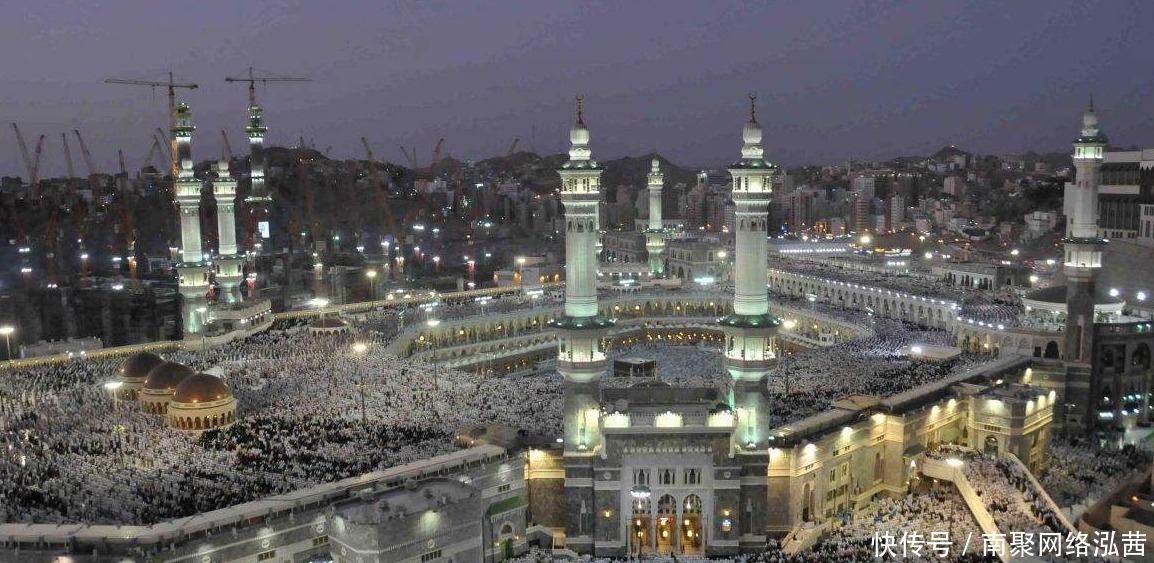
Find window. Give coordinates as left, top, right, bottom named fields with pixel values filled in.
left=683, top=468, right=701, bottom=485
left=421, top=549, right=443, bottom=562
left=659, top=469, right=675, bottom=485
left=312, top=535, right=329, bottom=546
left=497, top=483, right=511, bottom=493
left=633, top=469, right=650, bottom=485
left=257, top=551, right=276, bottom=561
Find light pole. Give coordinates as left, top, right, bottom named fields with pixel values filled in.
left=0, top=325, right=13, bottom=365
left=352, top=343, right=368, bottom=423
left=104, top=381, right=124, bottom=411
left=195, top=307, right=208, bottom=350
left=629, top=484, right=651, bottom=559
left=366, top=269, right=377, bottom=302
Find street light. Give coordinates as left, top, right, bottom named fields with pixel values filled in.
left=352, top=343, right=369, bottom=422
left=195, top=307, right=209, bottom=349
left=104, top=381, right=124, bottom=411
left=366, top=269, right=378, bottom=301
left=0, top=325, right=13, bottom=364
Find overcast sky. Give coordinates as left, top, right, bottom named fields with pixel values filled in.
left=4, top=0, right=1154, bottom=177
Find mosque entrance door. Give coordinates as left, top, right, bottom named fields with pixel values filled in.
left=632, top=497, right=652, bottom=555
left=681, top=494, right=704, bottom=554
left=656, top=494, right=677, bottom=553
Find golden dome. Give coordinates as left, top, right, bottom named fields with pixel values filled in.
left=119, top=352, right=165, bottom=382
left=143, top=362, right=195, bottom=392
left=171, top=373, right=232, bottom=404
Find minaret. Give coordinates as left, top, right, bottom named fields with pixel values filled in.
left=172, top=102, right=209, bottom=334
left=213, top=160, right=244, bottom=302
left=549, top=95, right=614, bottom=555
left=1063, top=98, right=1108, bottom=363
left=645, top=158, right=666, bottom=275
left=720, top=95, right=779, bottom=548
left=245, top=105, right=270, bottom=253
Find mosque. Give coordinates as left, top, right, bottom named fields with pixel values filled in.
left=4, top=102, right=1149, bottom=562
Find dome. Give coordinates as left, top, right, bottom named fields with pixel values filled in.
left=742, top=119, right=762, bottom=145
left=119, top=352, right=164, bottom=382
left=143, top=361, right=195, bottom=392
left=171, top=373, right=232, bottom=404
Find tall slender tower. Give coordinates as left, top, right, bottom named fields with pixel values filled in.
left=1063, top=99, right=1108, bottom=363
left=549, top=96, right=614, bottom=553
left=245, top=105, right=270, bottom=253
left=172, top=102, right=209, bottom=334
left=645, top=158, right=666, bottom=275
left=719, top=96, right=778, bottom=548
left=213, top=160, right=244, bottom=302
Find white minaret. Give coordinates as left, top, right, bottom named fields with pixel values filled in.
left=245, top=105, right=270, bottom=253
left=213, top=160, right=244, bottom=302
left=720, top=94, right=779, bottom=446
left=720, top=94, right=780, bottom=552
left=645, top=158, right=666, bottom=275
left=1063, top=98, right=1108, bottom=364
left=172, top=102, right=210, bottom=334
left=551, top=95, right=613, bottom=555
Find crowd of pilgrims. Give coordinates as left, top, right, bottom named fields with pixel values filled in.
left=1039, top=436, right=1152, bottom=508
left=768, top=318, right=985, bottom=427
left=0, top=312, right=563, bottom=525
left=928, top=445, right=1063, bottom=536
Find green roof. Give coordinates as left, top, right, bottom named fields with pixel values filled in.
left=486, top=495, right=528, bottom=516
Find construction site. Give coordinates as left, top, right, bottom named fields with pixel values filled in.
left=0, top=69, right=597, bottom=358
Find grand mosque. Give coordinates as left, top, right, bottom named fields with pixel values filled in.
left=0, top=99, right=1150, bottom=562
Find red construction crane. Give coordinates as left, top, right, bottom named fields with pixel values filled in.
left=31, top=134, right=46, bottom=190
left=430, top=138, right=444, bottom=172
left=224, top=67, right=311, bottom=108
left=72, top=130, right=98, bottom=180
left=104, top=72, right=198, bottom=175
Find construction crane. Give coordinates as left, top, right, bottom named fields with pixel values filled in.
left=507, top=138, right=520, bottom=157
left=72, top=130, right=98, bottom=181
left=61, top=133, right=76, bottom=184
left=430, top=138, right=444, bottom=171
left=399, top=146, right=418, bottom=169
left=361, top=137, right=400, bottom=277
left=224, top=67, right=311, bottom=108
left=104, top=72, right=198, bottom=175
left=11, top=124, right=35, bottom=185
left=30, top=134, right=46, bottom=190
left=221, top=129, right=234, bottom=160
left=142, top=135, right=163, bottom=171
left=155, top=128, right=173, bottom=166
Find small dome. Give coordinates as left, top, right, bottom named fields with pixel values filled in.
left=743, top=119, right=762, bottom=145
left=143, top=361, right=195, bottom=392
left=172, top=373, right=232, bottom=404
left=119, top=352, right=164, bottom=381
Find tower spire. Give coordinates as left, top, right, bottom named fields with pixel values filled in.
left=749, top=92, right=757, bottom=123
left=1088, top=94, right=1095, bottom=113
left=576, top=94, right=585, bottom=126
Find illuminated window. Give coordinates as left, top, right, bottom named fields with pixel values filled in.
left=421, top=549, right=443, bottom=562
left=257, top=551, right=277, bottom=561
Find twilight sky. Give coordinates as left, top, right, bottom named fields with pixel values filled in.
left=4, top=0, right=1154, bottom=178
